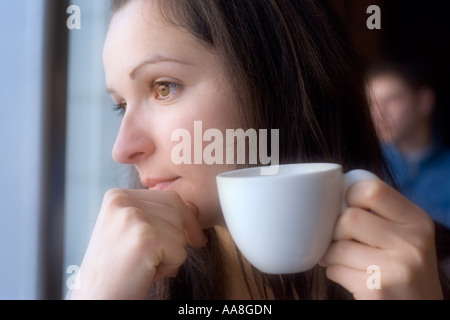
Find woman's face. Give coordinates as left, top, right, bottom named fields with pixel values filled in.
left=103, top=0, right=240, bottom=228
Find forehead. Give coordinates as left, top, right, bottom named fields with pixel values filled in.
left=103, top=0, right=209, bottom=80
left=369, top=74, right=410, bottom=96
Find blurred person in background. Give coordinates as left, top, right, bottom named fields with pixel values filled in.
left=366, top=61, right=450, bottom=229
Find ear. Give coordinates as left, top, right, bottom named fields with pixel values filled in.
left=417, top=86, right=435, bottom=118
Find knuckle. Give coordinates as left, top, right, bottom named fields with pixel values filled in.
left=131, top=223, right=159, bottom=251
left=340, top=208, right=361, bottom=229
left=361, top=180, right=386, bottom=203
left=104, top=188, right=123, bottom=200
left=103, top=188, right=130, bottom=207
left=120, top=206, right=143, bottom=225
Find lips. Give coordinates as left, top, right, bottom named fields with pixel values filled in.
left=142, top=177, right=180, bottom=191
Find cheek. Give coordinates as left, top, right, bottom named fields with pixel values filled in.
left=162, top=92, right=240, bottom=227
left=384, top=102, right=403, bottom=125
left=391, top=103, right=413, bottom=127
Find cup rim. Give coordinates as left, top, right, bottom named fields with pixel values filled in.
left=216, top=163, right=342, bottom=180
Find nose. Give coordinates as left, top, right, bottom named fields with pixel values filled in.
left=112, top=108, right=156, bottom=164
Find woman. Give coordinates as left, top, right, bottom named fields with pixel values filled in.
left=71, top=0, right=448, bottom=299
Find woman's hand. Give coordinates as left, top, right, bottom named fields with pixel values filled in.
left=70, top=189, right=207, bottom=300
left=319, top=180, right=443, bottom=300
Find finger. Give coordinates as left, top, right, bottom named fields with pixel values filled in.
left=183, top=202, right=207, bottom=248
left=129, top=200, right=186, bottom=233
left=123, top=189, right=187, bottom=213
left=135, top=198, right=206, bottom=248
left=324, top=265, right=383, bottom=300
left=346, top=180, right=426, bottom=225
left=141, top=201, right=206, bottom=248
left=144, top=208, right=187, bottom=245
left=152, top=240, right=188, bottom=282
left=319, top=240, right=385, bottom=272
left=102, top=189, right=183, bottom=224
left=334, top=207, right=406, bottom=250
left=123, top=189, right=207, bottom=247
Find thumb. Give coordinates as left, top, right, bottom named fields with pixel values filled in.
left=183, top=202, right=207, bottom=248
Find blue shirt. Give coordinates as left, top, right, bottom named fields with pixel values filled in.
left=383, top=141, right=450, bottom=229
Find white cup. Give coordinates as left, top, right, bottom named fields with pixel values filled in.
left=216, top=163, right=379, bottom=274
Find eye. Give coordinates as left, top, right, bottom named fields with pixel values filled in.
left=112, top=102, right=127, bottom=116
left=157, top=83, right=171, bottom=97
left=153, top=81, right=180, bottom=101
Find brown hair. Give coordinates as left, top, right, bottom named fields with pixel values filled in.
left=110, top=0, right=392, bottom=300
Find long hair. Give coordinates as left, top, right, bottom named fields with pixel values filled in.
left=110, top=0, right=392, bottom=299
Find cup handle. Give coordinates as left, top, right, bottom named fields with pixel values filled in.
left=342, top=169, right=380, bottom=212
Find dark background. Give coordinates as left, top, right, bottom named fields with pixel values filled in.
left=328, top=0, right=450, bottom=146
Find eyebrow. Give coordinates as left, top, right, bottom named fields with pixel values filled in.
left=129, top=55, right=195, bottom=80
